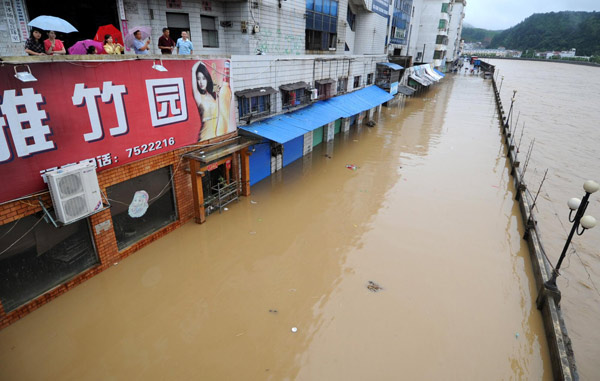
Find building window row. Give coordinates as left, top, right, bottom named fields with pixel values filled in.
left=306, top=0, right=339, bottom=51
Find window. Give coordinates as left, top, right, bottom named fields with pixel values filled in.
left=317, top=82, right=333, bottom=99
left=282, top=88, right=309, bottom=108
left=239, top=95, right=271, bottom=118
left=306, top=0, right=338, bottom=51
left=433, top=50, right=445, bottom=59
left=0, top=215, right=98, bottom=312
left=436, top=35, right=448, bottom=45
left=201, top=16, right=219, bottom=48
left=337, top=77, right=348, bottom=93
left=353, top=75, right=361, bottom=88
left=438, top=19, right=447, bottom=30
left=305, top=30, right=337, bottom=51
left=441, top=3, right=449, bottom=13
left=167, top=12, right=190, bottom=42
left=108, top=167, right=178, bottom=250
left=367, top=73, right=373, bottom=85
left=347, top=6, right=356, bottom=31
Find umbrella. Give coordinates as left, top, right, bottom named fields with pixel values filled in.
left=68, top=39, right=105, bottom=55
left=28, top=15, right=77, bottom=33
left=124, top=26, right=152, bottom=48
left=94, top=24, right=124, bottom=46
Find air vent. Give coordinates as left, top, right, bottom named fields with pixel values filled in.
left=58, top=173, right=83, bottom=197
left=64, top=195, right=88, bottom=219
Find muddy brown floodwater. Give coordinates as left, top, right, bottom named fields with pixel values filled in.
left=490, top=58, right=600, bottom=380
left=0, top=74, right=552, bottom=380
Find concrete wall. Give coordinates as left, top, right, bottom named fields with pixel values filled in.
left=231, top=54, right=385, bottom=125
left=412, top=0, right=445, bottom=67
left=446, top=0, right=465, bottom=63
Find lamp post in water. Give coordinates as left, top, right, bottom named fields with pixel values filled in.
left=544, top=180, right=599, bottom=293
left=504, top=90, right=517, bottom=128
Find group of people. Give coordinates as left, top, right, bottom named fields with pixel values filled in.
left=132, top=28, right=194, bottom=55
left=24, top=27, right=194, bottom=56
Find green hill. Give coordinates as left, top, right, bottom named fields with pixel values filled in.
left=489, top=11, right=600, bottom=56
left=461, top=27, right=501, bottom=46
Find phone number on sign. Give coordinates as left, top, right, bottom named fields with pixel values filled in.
left=126, top=137, right=176, bottom=158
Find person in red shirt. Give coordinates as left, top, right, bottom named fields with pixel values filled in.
left=44, top=31, right=66, bottom=55
left=158, top=28, right=175, bottom=54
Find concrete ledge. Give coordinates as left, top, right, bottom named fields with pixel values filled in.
left=491, top=73, right=578, bottom=381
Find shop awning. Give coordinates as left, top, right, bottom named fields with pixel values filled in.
left=315, top=78, right=335, bottom=85
left=433, top=68, right=446, bottom=77
left=378, top=62, right=404, bottom=70
left=184, top=136, right=258, bottom=164
left=397, top=85, right=416, bottom=96
left=409, top=75, right=429, bottom=86
left=279, top=81, right=309, bottom=91
left=239, top=86, right=393, bottom=144
left=235, top=87, right=277, bottom=98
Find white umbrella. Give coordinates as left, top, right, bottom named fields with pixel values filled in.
left=28, top=15, right=78, bottom=33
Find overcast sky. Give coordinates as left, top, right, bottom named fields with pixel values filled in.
left=463, top=0, right=599, bottom=30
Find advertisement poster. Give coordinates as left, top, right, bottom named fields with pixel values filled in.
left=0, top=59, right=235, bottom=203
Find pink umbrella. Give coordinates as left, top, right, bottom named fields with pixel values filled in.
left=68, top=39, right=105, bottom=55
left=124, top=26, right=152, bottom=49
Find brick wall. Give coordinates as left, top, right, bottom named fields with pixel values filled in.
left=0, top=131, right=235, bottom=329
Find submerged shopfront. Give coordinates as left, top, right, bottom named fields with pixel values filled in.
left=0, top=56, right=242, bottom=328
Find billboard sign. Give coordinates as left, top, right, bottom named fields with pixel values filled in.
left=0, top=59, right=235, bottom=203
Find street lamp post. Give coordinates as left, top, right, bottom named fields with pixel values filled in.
left=504, top=90, right=517, bottom=128
left=544, top=180, right=599, bottom=294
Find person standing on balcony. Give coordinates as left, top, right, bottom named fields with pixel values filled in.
left=158, top=28, right=175, bottom=54
left=104, top=34, right=123, bottom=54
left=176, top=31, right=193, bottom=55
left=133, top=30, right=150, bottom=54
left=44, top=31, right=66, bottom=55
left=24, top=29, right=46, bottom=56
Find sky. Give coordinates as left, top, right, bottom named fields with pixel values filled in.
left=463, top=0, right=599, bottom=30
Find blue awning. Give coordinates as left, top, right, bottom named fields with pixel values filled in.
left=433, top=68, right=446, bottom=77
left=378, top=62, right=404, bottom=70
left=239, top=86, right=393, bottom=144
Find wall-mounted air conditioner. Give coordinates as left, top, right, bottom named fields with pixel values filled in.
left=46, top=161, right=103, bottom=224
left=310, top=88, right=318, bottom=100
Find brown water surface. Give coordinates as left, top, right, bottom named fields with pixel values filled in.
left=490, top=59, right=600, bottom=380
left=0, top=74, right=552, bottom=380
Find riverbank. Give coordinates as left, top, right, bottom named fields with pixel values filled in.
left=478, top=56, right=600, bottom=68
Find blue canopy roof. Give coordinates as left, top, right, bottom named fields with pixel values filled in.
left=378, top=62, right=404, bottom=70
left=433, top=68, right=446, bottom=77
left=239, top=86, right=394, bottom=144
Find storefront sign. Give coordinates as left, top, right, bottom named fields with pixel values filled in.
left=225, top=159, right=231, bottom=169
left=3, top=0, right=20, bottom=43
left=372, top=0, right=390, bottom=18
left=390, top=82, right=398, bottom=95
left=0, top=59, right=235, bottom=203
left=206, top=163, right=219, bottom=171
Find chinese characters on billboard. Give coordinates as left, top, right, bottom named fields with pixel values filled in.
left=0, top=59, right=235, bottom=203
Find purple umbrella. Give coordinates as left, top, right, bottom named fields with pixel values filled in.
left=124, top=26, right=152, bottom=49
left=68, top=39, right=105, bottom=55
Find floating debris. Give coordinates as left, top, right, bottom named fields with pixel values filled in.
left=367, top=281, right=383, bottom=292
left=515, top=333, right=520, bottom=339
left=224, top=207, right=229, bottom=211
left=249, top=231, right=256, bottom=235
left=291, top=327, right=298, bottom=333
left=345, top=164, right=358, bottom=171
left=323, top=154, right=332, bottom=159
left=268, top=309, right=278, bottom=314
left=250, top=200, right=258, bottom=204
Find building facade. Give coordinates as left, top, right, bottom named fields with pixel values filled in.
left=0, top=0, right=403, bottom=329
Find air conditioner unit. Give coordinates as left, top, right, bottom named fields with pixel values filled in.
left=46, top=161, right=103, bottom=224
left=310, top=88, right=318, bottom=100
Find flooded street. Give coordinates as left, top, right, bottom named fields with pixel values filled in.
left=0, top=75, right=552, bottom=379
left=490, top=59, right=600, bottom=380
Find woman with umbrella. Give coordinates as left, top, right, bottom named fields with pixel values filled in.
left=103, top=34, right=124, bottom=54
left=44, top=31, right=66, bottom=55
left=24, top=28, right=46, bottom=56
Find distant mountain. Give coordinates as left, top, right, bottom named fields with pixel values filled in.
left=489, top=11, right=600, bottom=55
left=461, top=27, right=502, bottom=46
